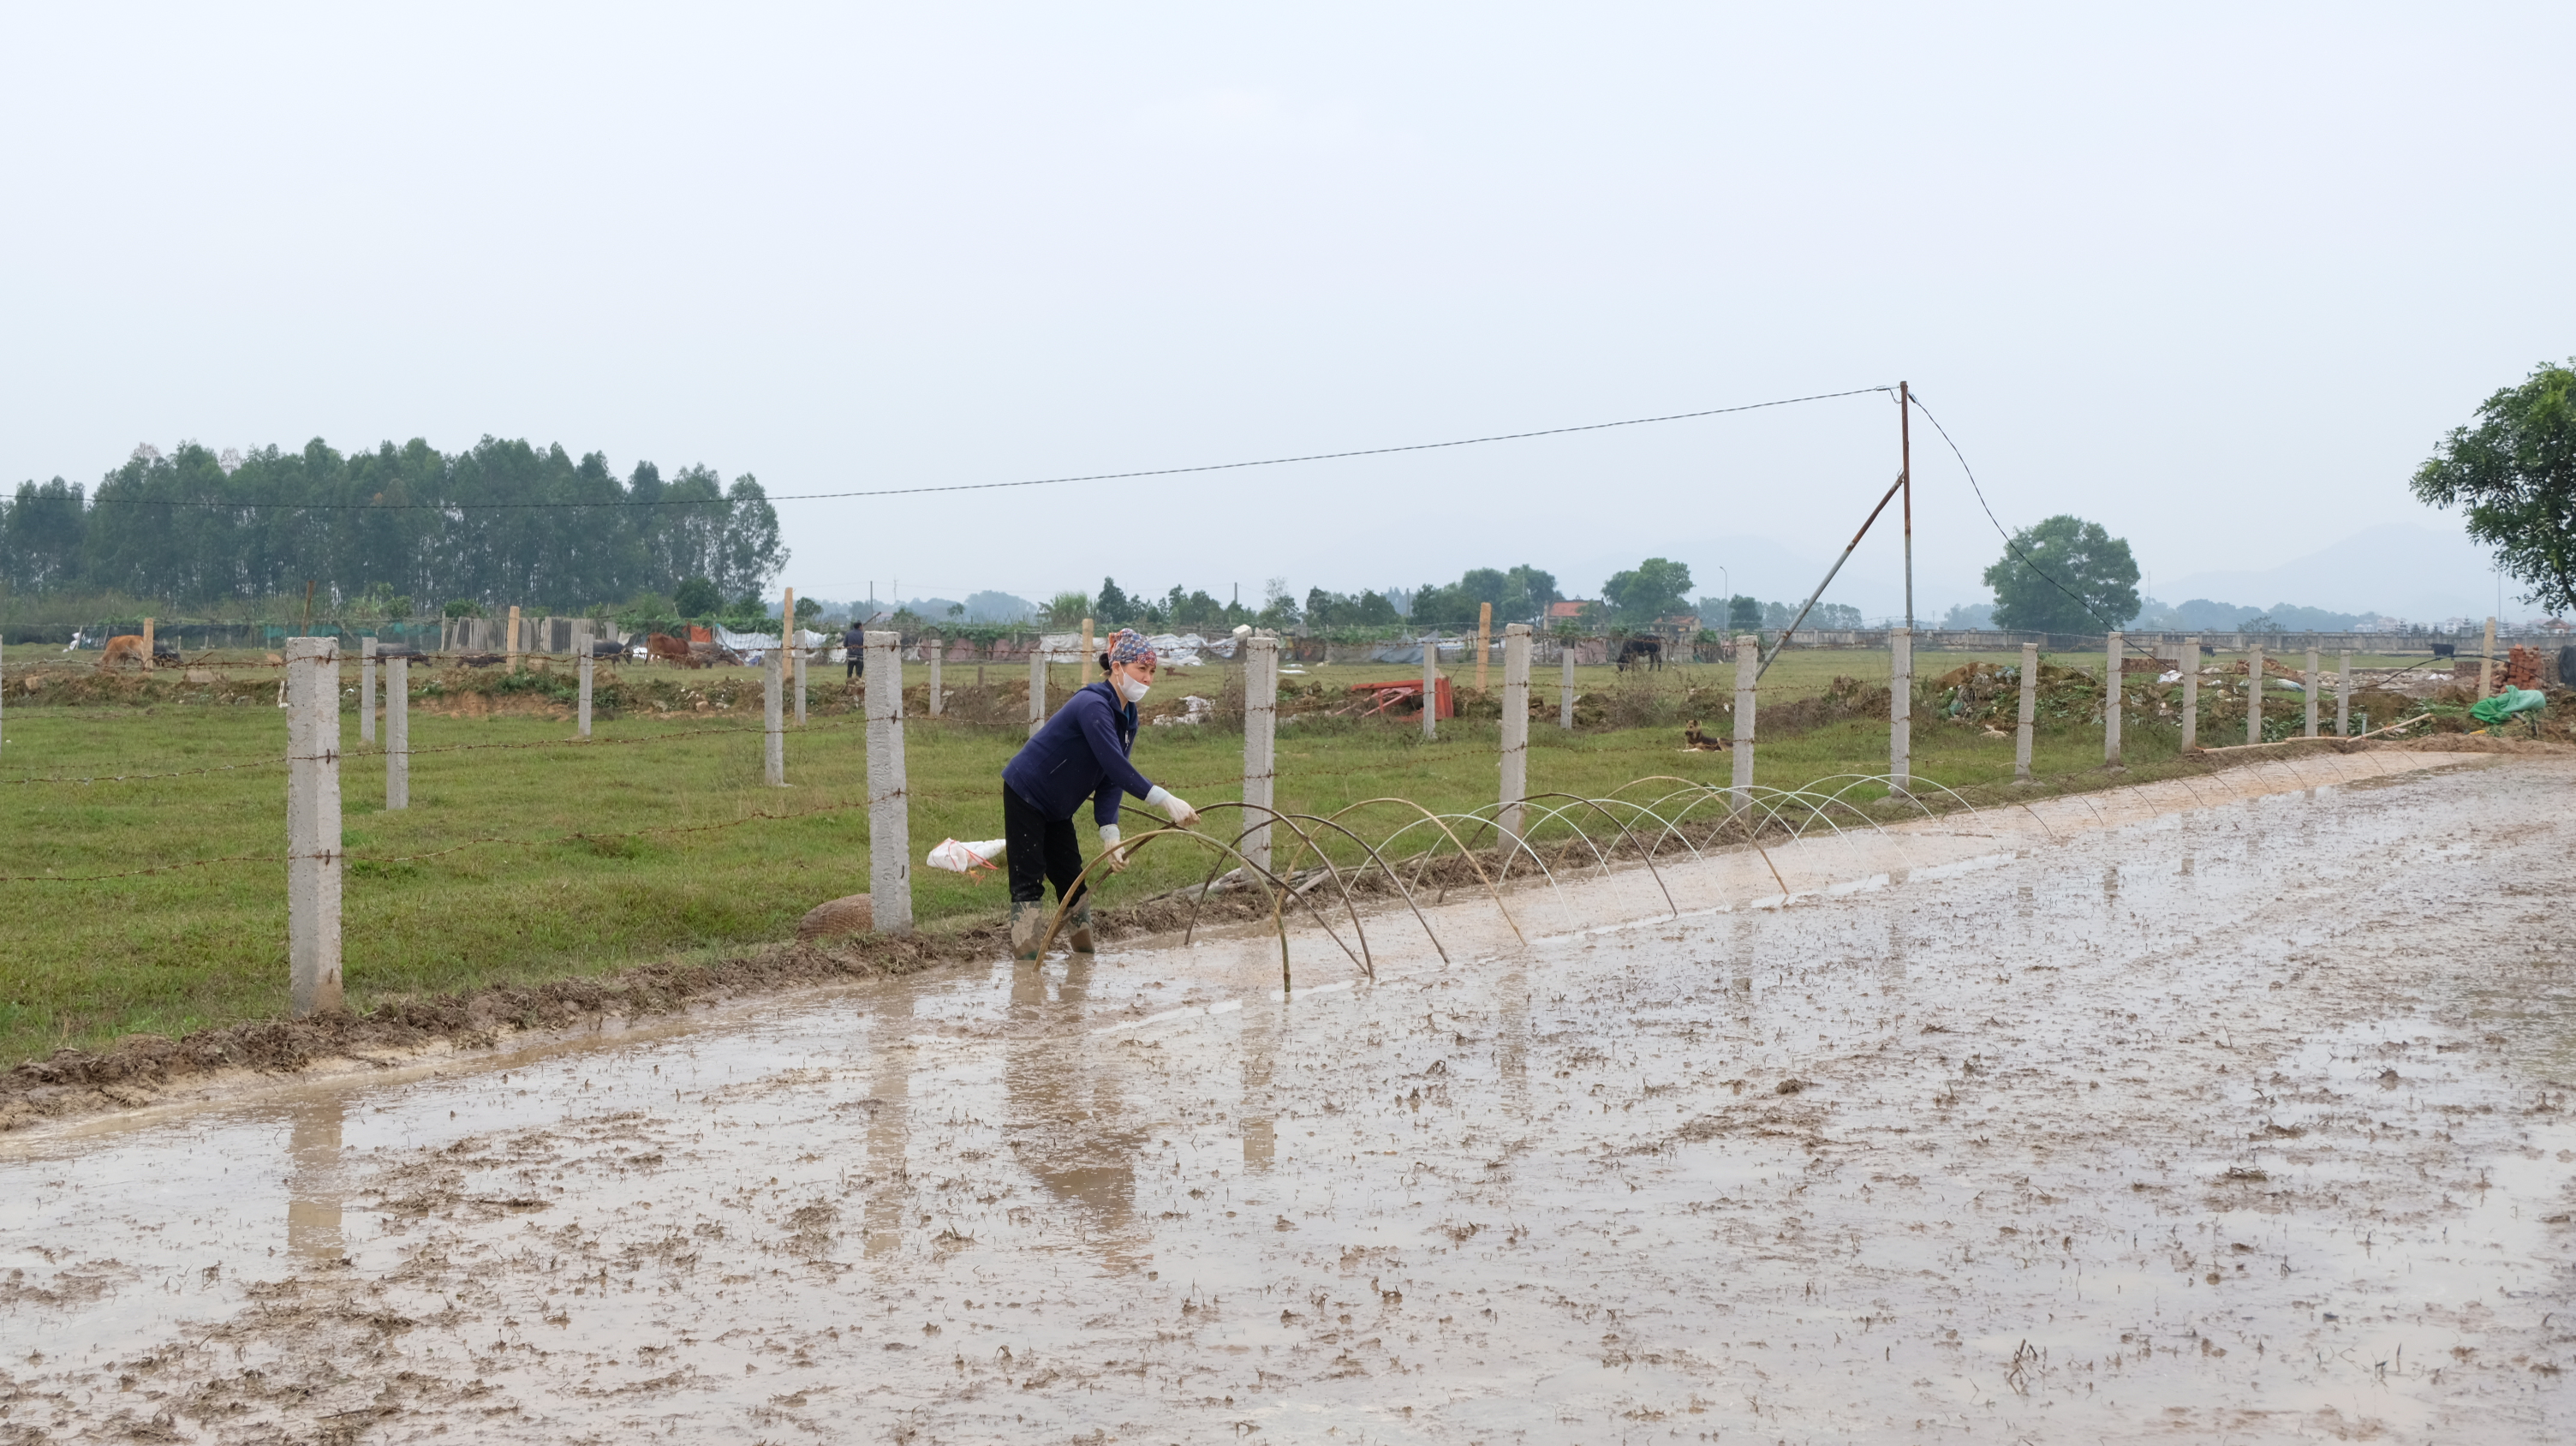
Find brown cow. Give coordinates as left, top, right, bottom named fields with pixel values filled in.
left=97, top=635, right=151, bottom=671
left=645, top=633, right=708, bottom=668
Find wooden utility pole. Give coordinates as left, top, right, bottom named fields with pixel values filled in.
left=1476, top=601, right=1493, bottom=692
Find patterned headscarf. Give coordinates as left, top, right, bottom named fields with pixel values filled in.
left=1106, top=628, right=1155, bottom=666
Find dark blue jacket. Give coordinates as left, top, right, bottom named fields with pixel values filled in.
left=1002, top=680, right=1158, bottom=827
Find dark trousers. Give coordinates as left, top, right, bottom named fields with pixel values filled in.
left=845, top=654, right=863, bottom=680
left=1002, top=784, right=1088, bottom=906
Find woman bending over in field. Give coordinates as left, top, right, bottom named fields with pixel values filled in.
left=997, top=628, right=1199, bottom=961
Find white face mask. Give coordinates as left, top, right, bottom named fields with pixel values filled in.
left=1115, top=673, right=1150, bottom=704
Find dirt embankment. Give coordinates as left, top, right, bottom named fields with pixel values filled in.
left=0, top=869, right=1363, bottom=1133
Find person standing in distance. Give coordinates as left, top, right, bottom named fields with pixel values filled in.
left=844, top=619, right=866, bottom=682
left=998, top=628, right=1198, bottom=961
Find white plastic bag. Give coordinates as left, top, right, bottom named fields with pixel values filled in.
left=925, top=837, right=1007, bottom=875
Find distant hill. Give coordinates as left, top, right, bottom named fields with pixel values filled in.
left=2147, top=523, right=2502, bottom=624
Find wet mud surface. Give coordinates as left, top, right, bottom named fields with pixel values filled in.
left=4, top=753, right=2573, bottom=1442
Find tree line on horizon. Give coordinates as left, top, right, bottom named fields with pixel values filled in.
left=0, top=437, right=785, bottom=612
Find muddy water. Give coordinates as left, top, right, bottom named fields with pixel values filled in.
left=5, top=754, right=2573, bottom=1441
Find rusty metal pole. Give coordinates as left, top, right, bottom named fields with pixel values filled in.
left=1899, top=380, right=1913, bottom=633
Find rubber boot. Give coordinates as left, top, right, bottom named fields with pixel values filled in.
left=1009, top=900, right=1046, bottom=964
left=1068, top=898, right=1095, bottom=955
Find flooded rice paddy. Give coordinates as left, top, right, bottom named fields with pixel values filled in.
left=4, top=752, right=2573, bottom=1442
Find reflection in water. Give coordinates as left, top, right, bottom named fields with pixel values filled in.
left=1881, top=907, right=1908, bottom=1001
left=1722, top=912, right=1756, bottom=1037
left=1005, top=958, right=1145, bottom=1266
left=862, top=1022, right=913, bottom=1259
left=283, top=1096, right=345, bottom=1263
left=1494, top=961, right=1530, bottom=1121
left=1239, top=996, right=1279, bottom=1173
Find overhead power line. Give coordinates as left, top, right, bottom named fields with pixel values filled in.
left=1905, top=390, right=2122, bottom=631
left=73, top=386, right=1893, bottom=510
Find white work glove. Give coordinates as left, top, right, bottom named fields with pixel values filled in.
left=1098, top=824, right=1130, bottom=873
left=1143, top=786, right=1198, bottom=828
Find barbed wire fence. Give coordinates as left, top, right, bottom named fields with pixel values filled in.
left=1, top=607, right=2501, bottom=1032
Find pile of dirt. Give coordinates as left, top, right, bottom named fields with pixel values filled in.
left=1763, top=675, right=1893, bottom=733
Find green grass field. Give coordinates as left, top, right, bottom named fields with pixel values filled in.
left=0, top=644, right=2433, bottom=1066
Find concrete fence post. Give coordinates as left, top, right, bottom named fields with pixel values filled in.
left=385, top=654, right=408, bottom=810
left=1029, top=638, right=1048, bottom=736
left=1731, top=634, right=1757, bottom=814
left=1559, top=633, right=1577, bottom=730
left=577, top=648, right=593, bottom=738
left=1243, top=636, right=1279, bottom=875
left=1476, top=602, right=1492, bottom=694
left=763, top=643, right=786, bottom=786
left=506, top=605, right=522, bottom=672
left=2478, top=616, right=2497, bottom=697
left=359, top=637, right=377, bottom=744
left=2304, top=646, right=2320, bottom=738
left=793, top=633, right=808, bottom=726
left=1421, top=634, right=1438, bottom=740
left=1499, top=624, right=1532, bottom=840
left=2015, top=642, right=2038, bottom=782
left=142, top=616, right=155, bottom=672
left=864, top=630, right=912, bottom=934
left=2245, top=643, right=2265, bottom=745
left=1888, top=626, right=1912, bottom=796
left=927, top=638, right=944, bottom=718
left=2336, top=649, right=2353, bottom=736
left=285, top=637, right=343, bottom=1017
left=2179, top=636, right=2200, bottom=750
left=2104, top=631, right=2125, bottom=767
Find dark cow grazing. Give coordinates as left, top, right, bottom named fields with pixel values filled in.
left=590, top=639, right=625, bottom=659
left=1615, top=636, right=1664, bottom=672
left=2431, top=642, right=2456, bottom=659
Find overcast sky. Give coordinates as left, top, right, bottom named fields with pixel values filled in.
left=3, top=3, right=2567, bottom=620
